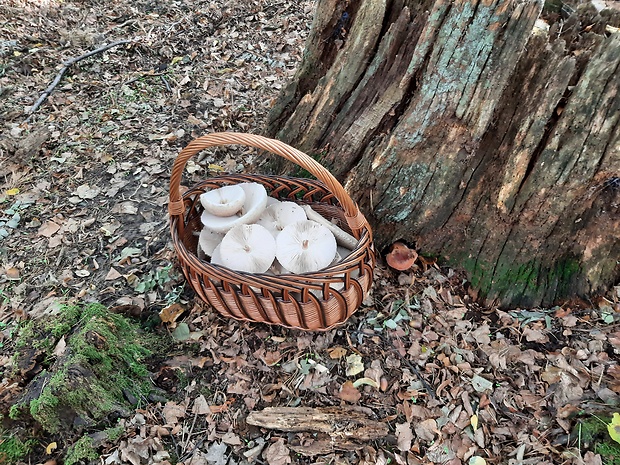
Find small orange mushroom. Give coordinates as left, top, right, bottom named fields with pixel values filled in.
left=386, top=242, right=418, bottom=271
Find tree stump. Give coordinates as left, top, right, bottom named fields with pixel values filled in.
left=267, top=0, right=620, bottom=307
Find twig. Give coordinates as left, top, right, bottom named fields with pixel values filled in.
left=25, top=38, right=134, bottom=120
left=160, top=74, right=172, bottom=93
left=124, top=70, right=167, bottom=86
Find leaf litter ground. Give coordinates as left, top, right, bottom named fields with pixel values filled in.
left=1, top=0, right=620, bottom=464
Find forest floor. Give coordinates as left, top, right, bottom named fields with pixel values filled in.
left=1, top=0, right=620, bottom=464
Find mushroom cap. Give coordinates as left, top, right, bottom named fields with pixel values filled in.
left=257, top=201, right=307, bottom=238
left=266, top=197, right=281, bottom=207
left=276, top=220, right=337, bottom=274
left=198, top=227, right=224, bottom=257
left=219, top=223, right=276, bottom=273
left=200, top=184, right=246, bottom=217
left=386, top=242, right=417, bottom=271
left=201, top=182, right=268, bottom=233
left=210, top=244, right=224, bottom=266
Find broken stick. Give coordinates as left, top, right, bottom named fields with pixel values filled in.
left=247, top=406, right=388, bottom=440
left=26, top=38, right=135, bottom=120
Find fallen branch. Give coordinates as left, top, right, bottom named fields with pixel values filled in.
left=247, top=406, right=388, bottom=455
left=26, top=38, right=135, bottom=120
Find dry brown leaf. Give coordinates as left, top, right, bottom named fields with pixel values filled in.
left=328, top=346, right=347, bottom=359
left=395, top=422, right=413, bottom=452
left=522, top=326, right=549, bottom=343
left=162, top=401, right=186, bottom=425
left=37, top=220, right=61, bottom=237
left=414, top=418, right=438, bottom=442
left=263, top=438, right=291, bottom=465
left=262, top=350, right=283, bottom=366
left=192, top=395, right=211, bottom=415
left=105, top=267, right=122, bottom=281
left=159, top=303, right=185, bottom=323
left=339, top=381, right=362, bottom=403
left=5, top=266, right=20, bottom=280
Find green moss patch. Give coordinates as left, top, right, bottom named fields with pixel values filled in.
left=0, top=434, right=37, bottom=464
left=11, top=303, right=158, bottom=434
left=64, top=435, right=99, bottom=465
left=574, top=416, right=620, bottom=465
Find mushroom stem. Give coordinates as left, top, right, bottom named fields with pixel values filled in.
left=302, top=205, right=358, bottom=250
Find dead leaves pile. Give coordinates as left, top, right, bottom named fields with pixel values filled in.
left=87, top=269, right=620, bottom=465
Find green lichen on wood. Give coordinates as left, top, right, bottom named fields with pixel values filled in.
left=457, top=254, right=582, bottom=307
left=11, top=303, right=158, bottom=434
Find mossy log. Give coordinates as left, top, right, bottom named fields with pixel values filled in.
left=267, top=0, right=620, bottom=307
left=10, top=304, right=155, bottom=434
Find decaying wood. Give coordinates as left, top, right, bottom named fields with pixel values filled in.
left=26, top=39, right=134, bottom=120
left=268, top=0, right=620, bottom=307
left=247, top=406, right=388, bottom=454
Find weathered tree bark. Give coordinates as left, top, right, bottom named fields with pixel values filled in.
left=247, top=406, right=388, bottom=455
left=267, top=0, right=620, bottom=307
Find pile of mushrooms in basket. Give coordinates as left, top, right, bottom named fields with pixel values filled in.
left=197, top=182, right=358, bottom=276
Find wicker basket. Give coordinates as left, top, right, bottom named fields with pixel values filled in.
left=168, top=132, right=375, bottom=331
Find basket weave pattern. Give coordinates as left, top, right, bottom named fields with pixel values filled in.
left=169, top=133, right=375, bottom=331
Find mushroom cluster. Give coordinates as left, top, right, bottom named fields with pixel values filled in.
left=197, top=183, right=358, bottom=275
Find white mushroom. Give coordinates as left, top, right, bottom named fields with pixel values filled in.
left=257, top=201, right=307, bottom=238
left=198, top=228, right=225, bottom=257
left=210, top=244, right=224, bottom=266
left=266, top=197, right=281, bottom=207
left=301, top=205, right=358, bottom=250
left=337, top=246, right=353, bottom=262
left=219, top=223, right=276, bottom=273
left=201, top=182, right=268, bottom=233
left=200, top=185, right=246, bottom=217
left=276, top=220, right=337, bottom=274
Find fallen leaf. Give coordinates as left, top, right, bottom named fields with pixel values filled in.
left=608, top=412, right=620, bottom=444
left=205, top=442, right=227, bottom=465
left=5, top=267, right=20, bottom=280
left=162, top=401, right=186, bottom=424
left=192, top=395, right=211, bottom=415
left=346, top=353, right=364, bottom=376
left=5, top=188, right=20, bottom=195
left=105, top=267, right=122, bottom=281
left=352, top=377, right=379, bottom=389
left=414, top=418, right=438, bottom=442
left=46, top=442, right=57, bottom=454
left=222, top=432, right=242, bottom=446
left=523, top=326, right=549, bottom=343
left=159, top=303, right=185, bottom=323
left=471, top=374, right=494, bottom=393
left=471, top=414, right=479, bottom=431
left=469, top=457, right=487, bottom=465
left=186, top=450, right=209, bottom=465
left=172, top=323, right=190, bottom=341
left=339, top=381, right=362, bottom=403
left=112, top=201, right=138, bottom=214
left=38, top=220, right=61, bottom=237
left=328, top=346, right=347, bottom=359
left=75, top=184, right=101, bottom=199
left=53, top=337, right=66, bottom=357
left=262, top=350, right=282, bottom=366
left=395, top=422, right=413, bottom=452
left=263, top=438, right=291, bottom=465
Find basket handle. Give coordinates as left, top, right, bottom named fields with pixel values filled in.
left=168, top=132, right=369, bottom=235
